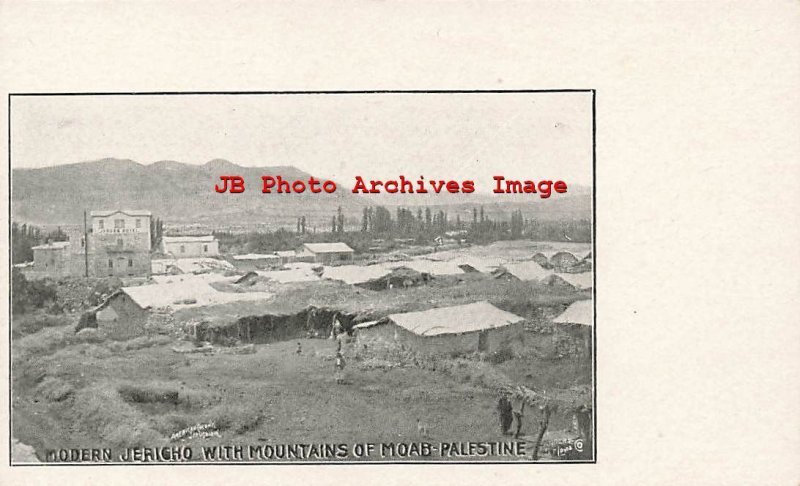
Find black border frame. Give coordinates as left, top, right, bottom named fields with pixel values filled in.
left=7, top=89, right=597, bottom=466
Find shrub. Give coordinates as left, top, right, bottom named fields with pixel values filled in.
left=12, top=313, right=66, bottom=338
left=118, top=384, right=180, bottom=405
left=487, top=346, right=515, bottom=364
left=11, top=269, right=58, bottom=313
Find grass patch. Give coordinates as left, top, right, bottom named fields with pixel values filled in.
left=118, top=384, right=180, bottom=405
left=106, top=335, right=173, bottom=353
left=12, top=313, right=68, bottom=338
left=35, top=377, right=74, bottom=402
left=14, top=327, right=76, bottom=357
left=204, top=402, right=264, bottom=435
left=72, top=383, right=164, bottom=448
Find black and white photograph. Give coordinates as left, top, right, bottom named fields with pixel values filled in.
left=9, top=91, right=594, bottom=464
left=2, top=2, right=798, bottom=485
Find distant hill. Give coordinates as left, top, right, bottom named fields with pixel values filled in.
left=11, top=158, right=366, bottom=229
left=11, top=158, right=591, bottom=229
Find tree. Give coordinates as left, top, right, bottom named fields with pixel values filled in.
left=510, top=210, right=524, bottom=239
left=150, top=217, right=164, bottom=250
left=336, top=206, right=345, bottom=234
left=331, top=215, right=337, bottom=233
left=11, top=222, right=42, bottom=263
left=301, top=216, right=306, bottom=234
left=361, top=207, right=369, bottom=232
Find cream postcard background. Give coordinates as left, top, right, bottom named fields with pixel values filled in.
left=0, top=1, right=798, bottom=485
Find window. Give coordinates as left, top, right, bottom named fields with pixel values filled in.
left=114, top=219, right=125, bottom=229
left=128, top=258, right=133, bottom=267
left=108, top=259, right=113, bottom=268
left=180, top=245, right=185, bottom=253
left=98, top=220, right=104, bottom=230
left=135, top=219, right=141, bottom=229
left=203, top=244, right=208, bottom=253
left=117, top=238, right=123, bottom=248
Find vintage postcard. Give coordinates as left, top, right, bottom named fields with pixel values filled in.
left=2, top=1, right=800, bottom=485
left=8, top=91, right=594, bottom=464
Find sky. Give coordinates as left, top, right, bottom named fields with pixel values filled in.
left=10, top=92, right=593, bottom=187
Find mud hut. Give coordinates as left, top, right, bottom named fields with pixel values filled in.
left=355, top=301, right=525, bottom=356
left=550, top=251, right=580, bottom=271
left=552, top=299, right=593, bottom=357
left=494, top=261, right=552, bottom=282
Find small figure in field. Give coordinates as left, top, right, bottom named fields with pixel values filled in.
left=513, top=398, right=526, bottom=439
left=296, top=342, right=302, bottom=355
left=416, top=418, right=429, bottom=438
left=497, top=394, right=514, bottom=435
left=330, top=314, right=343, bottom=340
left=334, top=351, right=346, bottom=384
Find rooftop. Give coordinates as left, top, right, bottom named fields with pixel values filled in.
left=556, top=272, right=593, bottom=289
left=388, top=301, right=524, bottom=336
left=552, top=299, right=593, bottom=326
left=121, top=275, right=269, bottom=310
left=31, top=241, right=71, bottom=250
left=232, top=253, right=281, bottom=261
left=302, top=242, right=354, bottom=254
left=90, top=210, right=152, bottom=217
left=163, top=235, right=216, bottom=243
left=499, top=261, right=552, bottom=281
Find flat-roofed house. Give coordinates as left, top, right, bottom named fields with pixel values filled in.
left=88, top=210, right=152, bottom=277
left=31, top=241, right=75, bottom=278
left=161, top=235, right=220, bottom=257
left=552, top=299, right=593, bottom=357
left=298, top=242, right=354, bottom=264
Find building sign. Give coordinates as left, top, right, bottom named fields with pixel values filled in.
left=95, top=228, right=146, bottom=234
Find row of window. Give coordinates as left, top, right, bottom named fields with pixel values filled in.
left=108, top=258, right=134, bottom=268
left=98, top=218, right=144, bottom=230
left=178, top=244, right=210, bottom=253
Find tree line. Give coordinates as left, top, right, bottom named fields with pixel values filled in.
left=220, top=205, right=590, bottom=255
left=11, top=223, right=69, bottom=264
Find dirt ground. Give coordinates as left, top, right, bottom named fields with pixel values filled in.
left=12, top=328, right=591, bottom=462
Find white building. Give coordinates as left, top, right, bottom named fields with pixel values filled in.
left=160, top=235, right=219, bottom=257
left=297, top=242, right=354, bottom=264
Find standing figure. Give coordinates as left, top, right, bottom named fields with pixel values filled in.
left=513, top=398, right=526, bottom=439
left=497, top=395, right=514, bottom=435
left=296, top=342, right=302, bottom=355
left=334, top=351, right=346, bottom=384
left=330, top=314, right=342, bottom=340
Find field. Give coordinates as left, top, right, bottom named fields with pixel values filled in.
left=13, top=328, right=590, bottom=462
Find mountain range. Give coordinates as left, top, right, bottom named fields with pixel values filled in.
left=11, top=158, right=591, bottom=230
